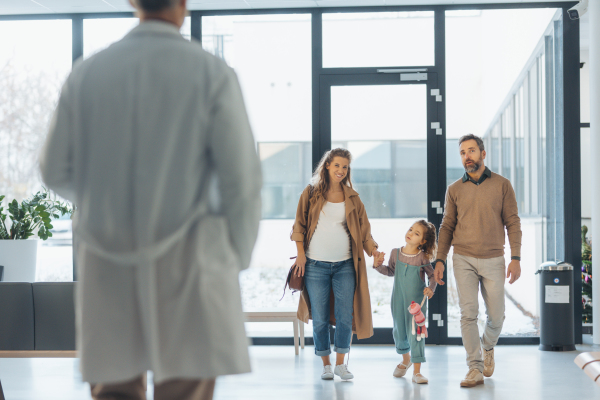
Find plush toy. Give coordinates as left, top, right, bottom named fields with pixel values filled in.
left=408, top=297, right=428, bottom=341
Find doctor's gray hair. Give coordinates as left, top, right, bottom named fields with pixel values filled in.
left=135, top=0, right=179, bottom=12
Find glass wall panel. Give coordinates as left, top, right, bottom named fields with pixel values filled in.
left=581, top=127, right=591, bottom=229
left=545, top=17, right=566, bottom=264
left=515, top=90, right=526, bottom=212
left=502, top=108, right=512, bottom=180
left=84, top=17, right=191, bottom=59
left=446, top=139, right=464, bottom=186
left=446, top=8, right=559, bottom=338
left=203, top=14, right=312, bottom=336
left=84, top=18, right=138, bottom=58
left=0, top=20, right=72, bottom=281
left=491, top=124, right=500, bottom=171
left=258, top=142, right=312, bottom=219
left=332, top=84, right=428, bottom=327
left=322, top=12, right=434, bottom=68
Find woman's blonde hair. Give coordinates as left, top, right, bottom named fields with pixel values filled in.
left=310, top=148, right=353, bottom=200
left=415, top=220, right=437, bottom=261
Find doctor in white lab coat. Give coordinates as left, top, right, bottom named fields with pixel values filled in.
left=39, top=0, right=262, bottom=399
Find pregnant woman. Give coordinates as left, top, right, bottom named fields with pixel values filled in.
left=291, top=148, right=380, bottom=381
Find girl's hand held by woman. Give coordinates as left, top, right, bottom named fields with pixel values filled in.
left=373, top=252, right=386, bottom=268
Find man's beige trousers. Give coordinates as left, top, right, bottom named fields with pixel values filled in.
left=90, top=374, right=216, bottom=400
left=453, top=253, right=506, bottom=372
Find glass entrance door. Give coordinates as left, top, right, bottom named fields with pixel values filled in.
left=320, top=72, right=447, bottom=343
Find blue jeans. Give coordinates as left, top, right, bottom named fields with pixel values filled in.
left=304, top=258, right=355, bottom=356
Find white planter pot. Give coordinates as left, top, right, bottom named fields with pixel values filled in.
left=0, top=239, right=38, bottom=282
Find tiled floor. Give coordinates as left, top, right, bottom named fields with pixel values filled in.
left=1, top=339, right=599, bottom=400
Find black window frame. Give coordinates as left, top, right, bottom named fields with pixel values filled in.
left=0, top=1, right=581, bottom=345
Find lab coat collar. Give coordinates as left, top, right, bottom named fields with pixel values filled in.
left=127, top=20, right=184, bottom=40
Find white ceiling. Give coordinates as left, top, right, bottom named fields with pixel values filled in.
left=0, top=0, right=575, bottom=15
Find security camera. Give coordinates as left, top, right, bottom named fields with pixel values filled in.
left=568, top=0, right=588, bottom=20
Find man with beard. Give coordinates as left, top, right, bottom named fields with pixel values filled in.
left=433, top=134, right=522, bottom=388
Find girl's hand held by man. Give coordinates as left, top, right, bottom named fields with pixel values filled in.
left=434, top=261, right=445, bottom=285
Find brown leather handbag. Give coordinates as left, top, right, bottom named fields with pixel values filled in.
left=280, top=256, right=304, bottom=300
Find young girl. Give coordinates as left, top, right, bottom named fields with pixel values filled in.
left=373, top=220, right=437, bottom=384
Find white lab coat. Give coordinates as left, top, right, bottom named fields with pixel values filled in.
left=39, top=21, right=262, bottom=384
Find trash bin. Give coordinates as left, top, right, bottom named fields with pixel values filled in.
left=537, top=261, right=576, bottom=351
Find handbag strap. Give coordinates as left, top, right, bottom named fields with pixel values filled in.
left=282, top=186, right=314, bottom=300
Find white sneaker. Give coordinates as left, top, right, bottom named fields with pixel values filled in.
left=321, top=365, right=334, bottom=380
left=334, top=364, right=354, bottom=380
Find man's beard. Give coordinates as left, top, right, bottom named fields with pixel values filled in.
left=464, top=159, right=482, bottom=173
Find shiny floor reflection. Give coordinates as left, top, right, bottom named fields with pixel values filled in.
left=1, top=340, right=599, bottom=400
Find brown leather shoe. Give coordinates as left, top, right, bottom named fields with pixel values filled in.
left=460, top=369, right=484, bottom=388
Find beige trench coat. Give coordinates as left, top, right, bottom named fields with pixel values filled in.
left=291, top=184, right=377, bottom=340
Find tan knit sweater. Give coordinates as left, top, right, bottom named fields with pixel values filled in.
left=436, top=170, right=522, bottom=260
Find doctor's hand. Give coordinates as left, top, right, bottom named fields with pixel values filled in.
left=434, top=261, right=445, bottom=286
left=506, top=260, right=521, bottom=284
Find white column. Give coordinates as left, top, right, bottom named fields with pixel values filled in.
left=589, top=0, right=600, bottom=344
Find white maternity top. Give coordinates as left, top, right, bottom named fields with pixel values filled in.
left=306, top=201, right=352, bottom=262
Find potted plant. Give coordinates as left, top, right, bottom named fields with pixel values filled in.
left=0, top=189, right=72, bottom=282
left=582, top=225, right=593, bottom=334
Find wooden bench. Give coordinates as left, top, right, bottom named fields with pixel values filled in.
left=575, top=352, right=600, bottom=387
left=244, top=311, right=305, bottom=355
